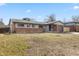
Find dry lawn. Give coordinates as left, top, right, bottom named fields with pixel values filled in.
left=0, top=33, right=79, bottom=56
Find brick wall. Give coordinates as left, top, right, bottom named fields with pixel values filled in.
left=64, top=26, right=74, bottom=32
left=64, top=26, right=79, bottom=32
left=11, top=22, right=64, bottom=33
left=11, top=22, right=43, bottom=33
left=57, top=25, right=63, bottom=32
left=15, top=28, right=43, bottom=33
left=64, top=27, right=70, bottom=32
left=51, top=24, right=63, bottom=32
left=76, top=26, right=79, bottom=32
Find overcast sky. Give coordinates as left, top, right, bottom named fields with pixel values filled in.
left=0, top=3, right=79, bottom=25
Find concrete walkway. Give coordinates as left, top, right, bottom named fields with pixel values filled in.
left=70, top=32, right=79, bottom=34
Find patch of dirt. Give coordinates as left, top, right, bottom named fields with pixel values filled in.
left=26, top=38, right=79, bottom=56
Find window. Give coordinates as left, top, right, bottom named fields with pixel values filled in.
left=16, top=23, right=38, bottom=28
left=16, top=23, right=25, bottom=28
left=26, top=24, right=32, bottom=28
left=27, top=24, right=30, bottom=27
left=18, top=23, right=24, bottom=27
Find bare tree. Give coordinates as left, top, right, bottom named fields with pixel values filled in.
left=71, top=16, right=79, bottom=32
left=72, top=16, right=79, bottom=22
left=46, top=14, right=56, bottom=22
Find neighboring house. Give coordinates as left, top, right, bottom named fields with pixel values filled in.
left=64, top=21, right=79, bottom=32
left=9, top=18, right=64, bottom=33
left=0, top=21, right=9, bottom=33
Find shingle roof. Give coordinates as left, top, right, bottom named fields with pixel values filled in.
left=11, top=18, right=63, bottom=25
left=64, top=22, right=79, bottom=26
left=11, top=19, right=44, bottom=24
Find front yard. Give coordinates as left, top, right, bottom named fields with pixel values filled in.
left=0, top=33, right=79, bottom=56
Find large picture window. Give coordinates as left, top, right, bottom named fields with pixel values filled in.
left=18, top=23, right=24, bottom=27
left=16, top=23, right=38, bottom=28
left=16, top=23, right=25, bottom=28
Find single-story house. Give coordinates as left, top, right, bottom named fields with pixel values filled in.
left=9, top=18, right=64, bottom=33
left=0, top=21, right=9, bottom=33
left=64, top=21, right=79, bottom=32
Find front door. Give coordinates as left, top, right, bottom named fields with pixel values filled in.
left=49, top=25, right=51, bottom=31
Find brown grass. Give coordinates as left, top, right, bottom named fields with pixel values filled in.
left=0, top=33, right=79, bottom=56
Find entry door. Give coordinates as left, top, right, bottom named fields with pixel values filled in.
left=49, top=25, right=51, bottom=31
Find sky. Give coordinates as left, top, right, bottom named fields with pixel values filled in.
left=0, top=3, right=79, bottom=25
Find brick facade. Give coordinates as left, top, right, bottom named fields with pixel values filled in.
left=64, top=27, right=70, bottom=32
left=75, top=26, right=79, bottom=32
left=57, top=25, right=63, bottom=32
left=51, top=24, right=63, bottom=32
left=14, top=28, right=43, bottom=33
left=64, top=26, right=79, bottom=32
left=10, top=21, right=64, bottom=33
left=11, top=22, right=43, bottom=33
